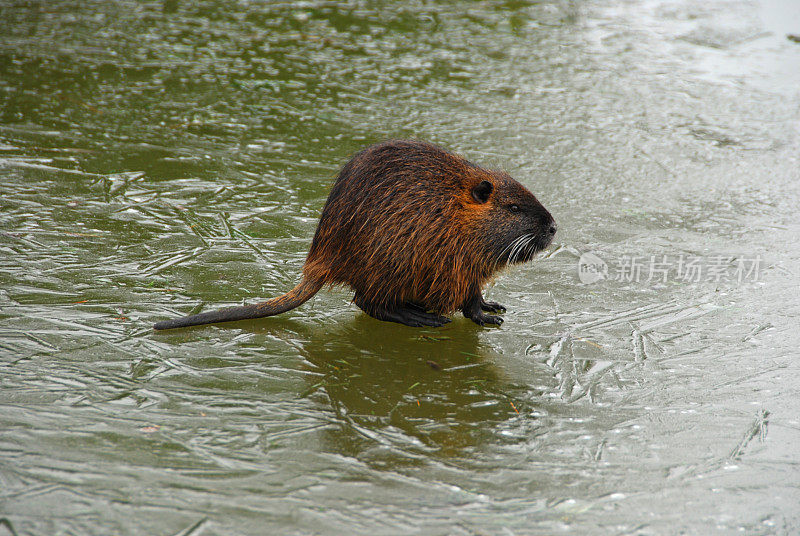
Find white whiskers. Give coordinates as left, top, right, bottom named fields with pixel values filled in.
left=494, top=233, right=537, bottom=268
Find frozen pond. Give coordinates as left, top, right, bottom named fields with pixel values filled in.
left=1, top=0, right=799, bottom=534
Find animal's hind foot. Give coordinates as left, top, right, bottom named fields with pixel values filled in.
left=393, top=305, right=452, bottom=328
left=354, top=297, right=451, bottom=328
left=480, top=298, right=506, bottom=313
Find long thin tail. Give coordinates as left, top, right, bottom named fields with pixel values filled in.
left=153, top=277, right=323, bottom=330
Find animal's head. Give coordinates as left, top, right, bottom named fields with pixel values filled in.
left=466, top=171, right=556, bottom=266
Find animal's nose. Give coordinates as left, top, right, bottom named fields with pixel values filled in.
left=548, top=222, right=558, bottom=235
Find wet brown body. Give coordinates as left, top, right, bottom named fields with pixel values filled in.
left=153, top=140, right=555, bottom=330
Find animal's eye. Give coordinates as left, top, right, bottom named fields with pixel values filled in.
left=509, top=204, right=520, bottom=212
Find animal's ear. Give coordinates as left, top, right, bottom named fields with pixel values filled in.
left=471, top=180, right=493, bottom=204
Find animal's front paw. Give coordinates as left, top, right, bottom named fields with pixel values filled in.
left=480, top=299, right=506, bottom=313
left=468, top=311, right=504, bottom=327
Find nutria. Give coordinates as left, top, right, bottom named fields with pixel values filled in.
left=153, top=140, right=556, bottom=330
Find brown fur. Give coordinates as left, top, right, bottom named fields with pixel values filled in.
left=153, top=140, right=555, bottom=330
left=308, top=144, right=496, bottom=313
